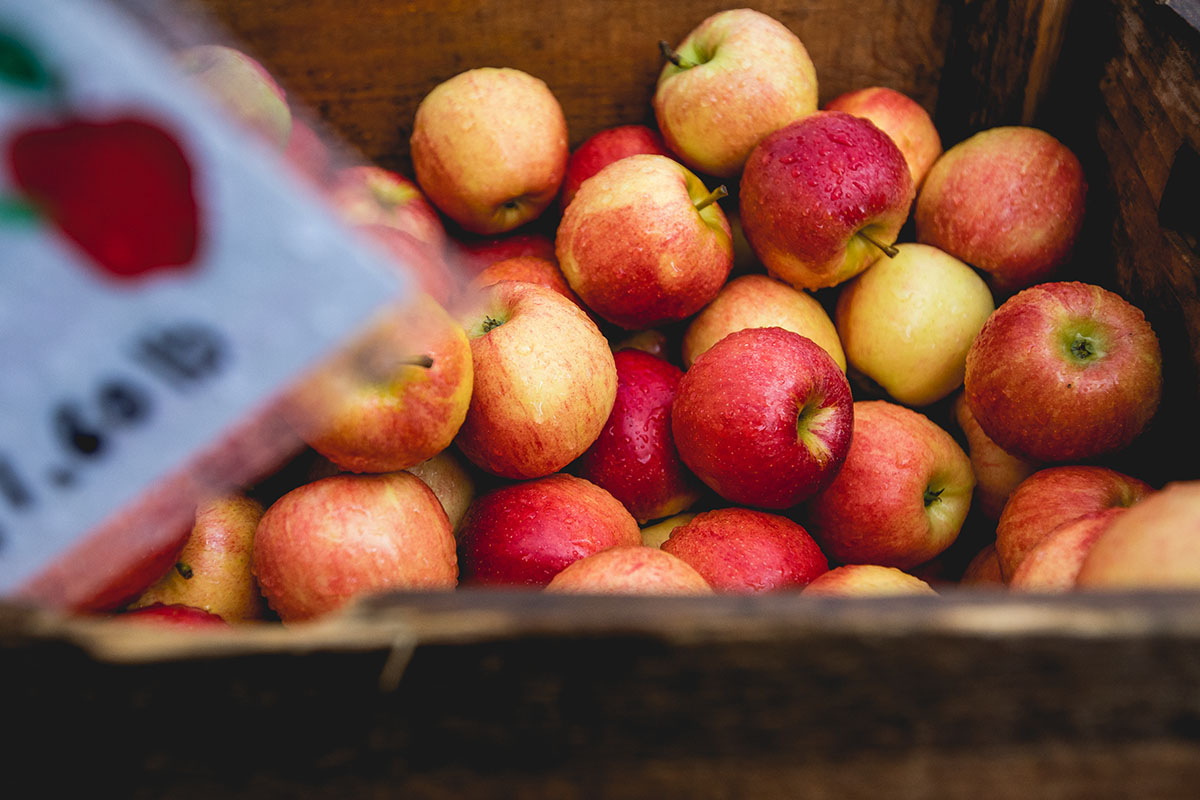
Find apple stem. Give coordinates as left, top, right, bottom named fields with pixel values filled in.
left=694, top=185, right=728, bottom=212
left=175, top=562, right=194, bottom=580
left=923, top=487, right=944, bottom=507
left=857, top=229, right=899, bottom=258
left=482, top=315, right=504, bottom=333
left=659, top=40, right=696, bottom=69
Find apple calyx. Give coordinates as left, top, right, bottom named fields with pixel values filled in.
left=482, top=315, right=504, bottom=333
left=923, top=486, right=944, bottom=507
left=175, top=562, right=194, bottom=579
left=856, top=228, right=899, bottom=258
left=658, top=40, right=698, bottom=70
left=694, top=184, right=728, bottom=212
left=1066, top=330, right=1105, bottom=363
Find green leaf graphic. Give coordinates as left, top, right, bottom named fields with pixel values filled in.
left=0, top=29, right=52, bottom=90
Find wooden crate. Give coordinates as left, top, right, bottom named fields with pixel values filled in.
left=4, top=1, right=1200, bottom=797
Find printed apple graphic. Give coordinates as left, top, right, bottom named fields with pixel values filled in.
left=654, top=8, right=818, bottom=178
left=545, top=545, right=712, bottom=595
left=456, top=474, right=642, bottom=587
left=672, top=326, right=853, bottom=509
left=561, top=123, right=673, bottom=210
left=661, top=507, right=829, bottom=593
left=556, top=154, right=733, bottom=329
left=740, top=110, right=914, bottom=290
left=952, top=392, right=1040, bottom=520
left=964, top=281, right=1163, bottom=463
left=1008, top=507, right=1126, bottom=592
left=801, top=565, right=938, bottom=597
left=411, top=67, right=568, bottom=234
left=824, top=86, right=943, bottom=189
left=573, top=348, right=703, bottom=524
left=177, top=43, right=292, bottom=150
left=915, top=126, right=1087, bottom=294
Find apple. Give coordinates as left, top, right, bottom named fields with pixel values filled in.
left=285, top=292, right=473, bottom=474
left=1008, top=507, right=1126, bottom=592
left=252, top=471, right=457, bottom=622
left=456, top=473, right=642, bottom=587
left=802, top=400, right=975, bottom=569
left=468, top=255, right=589, bottom=317
left=964, top=281, right=1163, bottom=463
left=177, top=44, right=292, bottom=150
left=835, top=243, right=994, bottom=406
left=915, top=126, right=1087, bottom=294
left=801, top=565, right=938, bottom=597
left=329, top=165, right=447, bottom=255
left=739, top=110, right=915, bottom=290
left=561, top=124, right=673, bottom=210
left=573, top=348, right=703, bottom=524
left=452, top=231, right=557, bottom=278
left=661, top=507, right=829, bottom=593
left=824, top=86, right=942, bottom=189
left=1076, top=480, right=1200, bottom=590
left=952, top=392, right=1039, bottom=520
left=612, top=328, right=671, bottom=360
left=993, top=465, right=1153, bottom=580
left=406, top=449, right=476, bottom=535
left=358, top=223, right=459, bottom=307
left=117, top=603, right=231, bottom=628
left=556, top=154, right=732, bottom=329
left=672, top=326, right=854, bottom=509
left=960, top=542, right=1005, bottom=586
left=653, top=8, right=818, bottom=178
left=128, top=493, right=265, bottom=622
left=545, top=545, right=712, bottom=595
left=681, top=273, right=846, bottom=371
left=410, top=67, right=567, bottom=234
left=283, top=118, right=333, bottom=186
left=641, top=512, right=699, bottom=549
left=454, top=281, right=616, bottom=479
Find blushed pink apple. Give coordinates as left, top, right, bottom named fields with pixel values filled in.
left=177, top=44, right=292, bottom=149
left=545, top=545, right=712, bottom=595
left=359, top=223, right=459, bottom=307
left=452, top=231, right=557, bottom=278
left=468, top=255, right=590, bottom=317
left=960, top=543, right=1005, bottom=586
left=825, top=86, right=942, bottom=188
left=801, top=565, right=938, bottom=597
left=1009, top=507, right=1125, bottom=592
left=330, top=165, right=447, bottom=254
left=561, top=124, right=673, bottom=210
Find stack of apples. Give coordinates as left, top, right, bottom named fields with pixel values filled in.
left=108, top=9, right=1195, bottom=627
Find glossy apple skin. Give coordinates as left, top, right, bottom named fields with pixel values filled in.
left=964, top=281, right=1163, bottom=463
left=801, top=564, right=938, bottom=597
left=457, top=474, right=642, bottom=587
left=653, top=8, right=818, bottom=178
left=452, top=231, right=557, bottom=278
left=469, top=255, right=590, bottom=317
left=561, top=124, right=673, bottom=210
left=662, top=507, right=829, bottom=593
left=682, top=273, right=846, bottom=371
left=118, top=603, right=231, bottom=628
left=836, top=243, right=994, bottom=407
left=803, top=400, right=975, bottom=569
left=454, top=281, right=617, bottom=479
left=672, top=327, right=853, bottom=509
left=1076, top=481, right=1200, bottom=590
left=129, top=494, right=265, bottom=622
left=573, top=349, right=702, bottom=524
left=407, top=449, right=476, bottom=535
left=545, top=545, right=712, bottom=595
left=994, top=465, right=1153, bottom=580
left=177, top=44, right=291, bottom=149
left=915, top=126, right=1086, bottom=294
left=1009, top=507, right=1125, bottom=592
left=411, top=67, right=567, bottom=234
left=556, top=154, right=732, bottom=329
left=330, top=165, right=447, bottom=255
left=287, top=293, right=473, bottom=474
left=740, top=111, right=914, bottom=290
left=824, top=86, right=942, bottom=188
left=253, top=472, right=457, bottom=622
left=952, top=392, right=1039, bottom=520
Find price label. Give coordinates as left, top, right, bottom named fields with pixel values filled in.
left=0, top=1, right=408, bottom=604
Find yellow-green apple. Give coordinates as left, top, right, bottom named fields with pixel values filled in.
left=824, top=87, right=942, bottom=189
left=740, top=111, right=915, bottom=290
left=468, top=255, right=590, bottom=318
left=802, top=400, right=975, bottom=569
left=453, top=231, right=557, bottom=278
left=993, top=465, right=1153, bottom=580
left=561, top=124, right=673, bottom=210
left=359, top=223, right=459, bottom=307
left=952, top=392, right=1039, bottom=520
left=118, top=603, right=231, bottom=628
left=252, top=472, right=457, bottom=622
left=129, top=494, right=265, bottom=622
left=653, top=8, right=818, bottom=178
left=410, top=67, right=567, bottom=234
left=801, top=565, right=938, bottom=597
left=286, top=293, right=473, bottom=474
left=672, top=327, right=854, bottom=509
left=330, top=165, right=447, bottom=255
left=407, top=449, right=476, bottom=535
left=544, top=545, right=712, bottom=595
left=556, top=154, right=732, bottom=329
left=177, top=44, right=292, bottom=150
left=835, top=243, right=994, bottom=406
left=964, top=281, right=1163, bottom=463
left=456, top=473, right=641, bottom=587
left=915, top=126, right=1087, bottom=294
left=661, top=507, right=828, bottom=593
left=454, top=281, right=616, bottom=479
left=641, top=512, right=699, bottom=549
left=682, top=273, right=846, bottom=371
left=1008, top=507, right=1126, bottom=592
left=1076, top=481, right=1200, bottom=590
left=573, top=349, right=703, bottom=524
left=613, top=328, right=670, bottom=360
left=960, top=542, right=1005, bottom=586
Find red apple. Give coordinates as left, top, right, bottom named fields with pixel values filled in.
left=330, top=165, right=447, bottom=255
left=561, top=124, right=673, bottom=210
left=801, top=564, right=938, bottom=597
left=468, top=255, right=590, bottom=317
left=964, top=281, right=1163, bottom=463
left=1009, top=507, right=1126, bottom=592
left=283, top=118, right=333, bottom=185
left=457, top=474, right=642, bottom=587
left=915, top=126, right=1087, bottom=294
left=452, top=231, right=557, bottom=278
left=545, top=545, right=712, bottom=595
left=661, top=507, right=829, bottom=593
left=952, top=392, right=1039, bottom=520
left=803, top=400, right=975, bottom=569
left=358, top=223, right=459, bottom=307
left=573, top=348, right=703, bottom=524
left=994, top=465, right=1153, bottom=580
left=556, top=154, right=733, bottom=329
left=118, top=603, right=231, bottom=628
left=177, top=44, right=291, bottom=150
left=824, top=86, right=942, bottom=189
left=672, top=326, right=853, bottom=509
left=253, top=472, right=457, bottom=622
left=739, top=110, right=915, bottom=290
